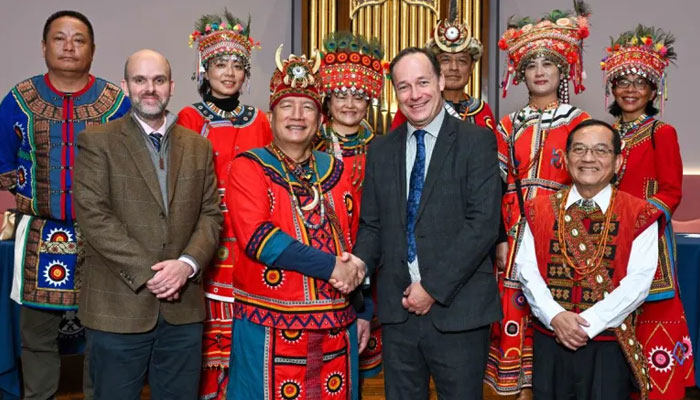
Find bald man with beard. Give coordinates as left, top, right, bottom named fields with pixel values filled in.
left=74, top=49, right=222, bottom=400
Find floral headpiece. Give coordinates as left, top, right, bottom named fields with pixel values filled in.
left=320, top=32, right=386, bottom=104
left=498, top=0, right=591, bottom=102
left=188, top=10, right=261, bottom=88
left=270, top=45, right=323, bottom=111
left=426, top=19, right=483, bottom=61
left=600, top=25, right=676, bottom=112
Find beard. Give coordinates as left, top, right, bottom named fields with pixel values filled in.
left=132, top=96, right=168, bottom=120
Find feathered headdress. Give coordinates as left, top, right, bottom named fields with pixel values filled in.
left=269, top=45, right=323, bottom=110
left=188, top=9, right=260, bottom=88
left=600, top=25, right=676, bottom=113
left=319, top=31, right=385, bottom=103
left=426, top=0, right=483, bottom=60
left=498, top=0, right=591, bottom=102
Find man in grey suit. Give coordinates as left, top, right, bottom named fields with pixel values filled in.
left=74, top=49, right=222, bottom=399
left=353, top=47, right=502, bottom=399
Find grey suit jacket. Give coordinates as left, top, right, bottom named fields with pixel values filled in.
left=354, top=114, right=502, bottom=332
left=74, top=113, right=222, bottom=333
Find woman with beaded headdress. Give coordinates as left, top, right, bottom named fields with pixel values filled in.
left=226, top=45, right=363, bottom=399
left=390, top=0, right=494, bottom=131
left=177, top=10, right=272, bottom=400
left=485, top=2, right=592, bottom=398
left=601, top=25, right=694, bottom=399
left=316, top=31, right=385, bottom=384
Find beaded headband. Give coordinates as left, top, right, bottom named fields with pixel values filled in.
left=600, top=25, right=676, bottom=112
left=188, top=10, right=260, bottom=89
left=320, top=32, right=386, bottom=103
left=499, top=0, right=591, bottom=102
left=270, top=44, right=323, bottom=111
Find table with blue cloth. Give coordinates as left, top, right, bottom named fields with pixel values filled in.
left=677, top=233, right=700, bottom=388
left=0, top=240, right=20, bottom=400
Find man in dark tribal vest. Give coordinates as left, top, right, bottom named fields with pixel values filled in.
left=0, top=10, right=130, bottom=399
left=517, top=119, right=661, bottom=399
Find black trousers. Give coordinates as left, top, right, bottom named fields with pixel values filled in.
left=87, top=314, right=203, bottom=400
left=533, top=330, right=634, bottom=400
left=382, top=313, right=490, bottom=400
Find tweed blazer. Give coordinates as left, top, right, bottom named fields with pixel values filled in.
left=74, top=113, right=222, bottom=333
left=354, top=114, right=503, bottom=332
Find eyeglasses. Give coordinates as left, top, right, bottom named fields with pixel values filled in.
left=569, top=145, right=615, bottom=158
left=614, top=78, right=649, bottom=90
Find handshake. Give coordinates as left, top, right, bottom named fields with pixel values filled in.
left=328, top=252, right=366, bottom=294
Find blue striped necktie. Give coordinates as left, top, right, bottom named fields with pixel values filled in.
left=148, top=132, right=163, bottom=152
left=407, top=129, right=426, bottom=263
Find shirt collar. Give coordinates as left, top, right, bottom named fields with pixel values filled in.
left=133, top=113, right=167, bottom=136
left=566, top=184, right=612, bottom=213
left=407, top=104, right=446, bottom=139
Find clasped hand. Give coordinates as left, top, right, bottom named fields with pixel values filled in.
left=328, top=252, right=366, bottom=294
left=550, top=311, right=590, bottom=351
left=146, top=259, right=193, bottom=301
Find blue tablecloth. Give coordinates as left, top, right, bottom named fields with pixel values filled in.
left=0, top=240, right=20, bottom=399
left=676, top=233, right=700, bottom=388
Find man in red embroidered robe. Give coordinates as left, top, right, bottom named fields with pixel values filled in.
left=225, top=47, right=366, bottom=399
left=517, top=119, right=662, bottom=399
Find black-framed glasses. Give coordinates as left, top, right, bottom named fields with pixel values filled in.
left=614, top=77, right=649, bottom=90
left=569, top=145, right=615, bottom=158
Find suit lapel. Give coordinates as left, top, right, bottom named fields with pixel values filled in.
left=121, top=118, right=165, bottom=212
left=395, top=125, right=408, bottom=228
left=167, top=130, right=184, bottom=207
left=417, top=116, right=455, bottom=221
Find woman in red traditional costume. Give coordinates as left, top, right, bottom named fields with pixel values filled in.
left=601, top=25, right=694, bottom=399
left=226, top=46, right=364, bottom=400
left=316, top=32, right=385, bottom=381
left=390, top=4, right=494, bottom=132
left=485, top=2, right=592, bottom=398
left=177, top=11, right=272, bottom=400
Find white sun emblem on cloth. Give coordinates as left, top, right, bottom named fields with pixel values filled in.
left=43, top=260, right=70, bottom=287
left=648, top=346, right=675, bottom=373
left=45, top=227, right=74, bottom=242
left=16, top=165, right=28, bottom=190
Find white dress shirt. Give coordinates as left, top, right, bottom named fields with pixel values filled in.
left=516, top=184, right=658, bottom=338
left=405, top=106, right=446, bottom=282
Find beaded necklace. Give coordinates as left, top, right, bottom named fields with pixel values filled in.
left=205, top=101, right=242, bottom=119
left=616, top=114, right=649, bottom=138
left=507, top=101, right=560, bottom=179
left=323, top=122, right=369, bottom=188
left=613, top=114, right=652, bottom=183
left=557, top=187, right=617, bottom=282
left=268, top=143, right=326, bottom=230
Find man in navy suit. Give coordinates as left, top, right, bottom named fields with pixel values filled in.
left=354, top=47, right=502, bottom=400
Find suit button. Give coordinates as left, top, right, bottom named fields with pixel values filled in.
left=162, top=243, right=166, bottom=249
left=159, top=213, right=165, bottom=219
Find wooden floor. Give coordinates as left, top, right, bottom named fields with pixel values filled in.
left=54, top=355, right=700, bottom=400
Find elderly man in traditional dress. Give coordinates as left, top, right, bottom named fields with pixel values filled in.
left=517, top=119, right=661, bottom=399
